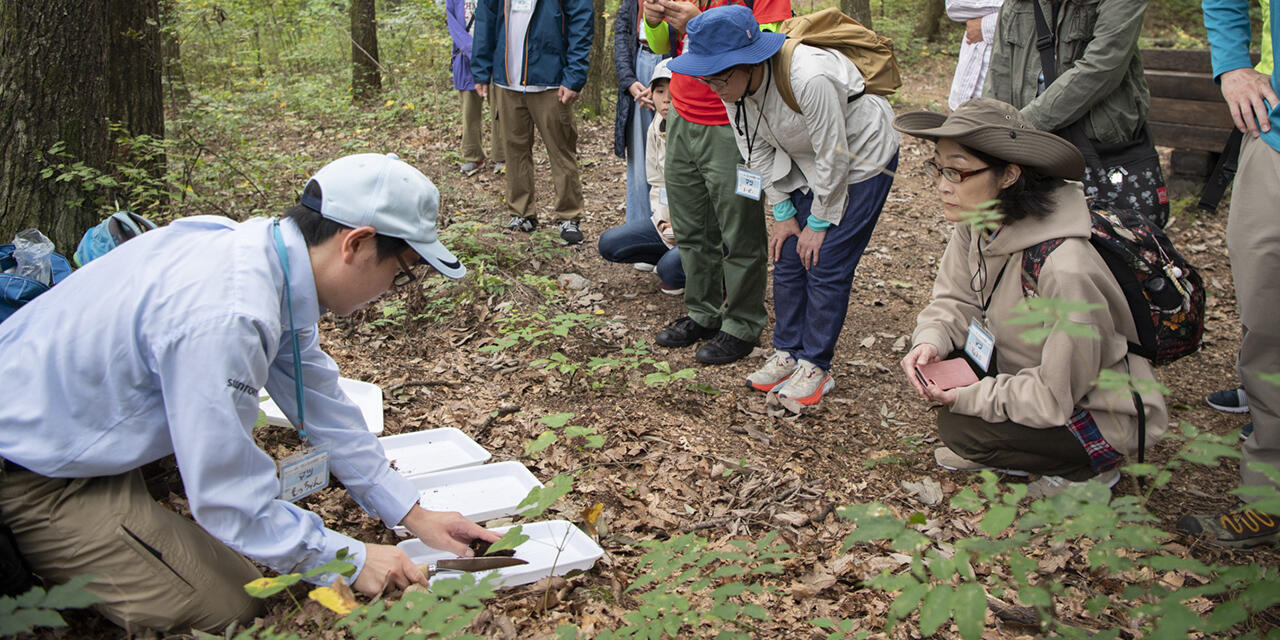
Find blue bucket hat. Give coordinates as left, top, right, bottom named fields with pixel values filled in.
left=667, top=5, right=786, bottom=78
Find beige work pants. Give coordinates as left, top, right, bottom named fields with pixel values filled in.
left=496, top=87, right=584, bottom=221
left=1228, top=135, right=1280, bottom=496
left=460, top=89, right=505, bottom=165
left=0, top=466, right=263, bottom=633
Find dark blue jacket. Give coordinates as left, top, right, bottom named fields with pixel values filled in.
left=471, top=0, right=594, bottom=91
left=612, top=0, right=673, bottom=157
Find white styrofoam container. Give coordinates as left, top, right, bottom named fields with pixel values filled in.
left=378, top=428, right=492, bottom=478
left=392, top=461, right=542, bottom=535
left=397, top=520, right=604, bottom=589
left=259, top=377, right=384, bottom=434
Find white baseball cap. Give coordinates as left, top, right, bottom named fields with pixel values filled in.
left=650, top=59, right=673, bottom=87
left=301, top=153, right=466, bottom=279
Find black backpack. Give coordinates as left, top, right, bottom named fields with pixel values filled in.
left=1019, top=208, right=1205, bottom=366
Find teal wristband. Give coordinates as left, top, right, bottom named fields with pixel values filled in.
left=806, top=216, right=832, bottom=232
left=771, top=199, right=797, bottom=222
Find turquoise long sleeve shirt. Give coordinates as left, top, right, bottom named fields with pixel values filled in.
left=1204, top=0, right=1280, bottom=152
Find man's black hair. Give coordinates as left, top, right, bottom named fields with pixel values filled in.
left=283, top=202, right=410, bottom=262
left=963, top=145, right=1066, bottom=224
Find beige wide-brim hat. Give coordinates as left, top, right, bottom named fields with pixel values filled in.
left=893, top=98, right=1085, bottom=180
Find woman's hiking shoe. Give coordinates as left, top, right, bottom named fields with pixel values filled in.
left=746, top=351, right=796, bottom=392
left=933, top=447, right=1029, bottom=476
left=506, top=216, right=536, bottom=233
left=1242, top=422, right=1255, bottom=442
left=1207, top=386, right=1249, bottom=413
left=1025, top=468, right=1120, bottom=500
left=695, top=331, right=755, bottom=365
left=655, top=316, right=717, bottom=348
left=559, top=220, right=584, bottom=245
left=775, top=360, right=833, bottom=406
left=633, top=262, right=656, bottom=272
left=1176, top=508, right=1280, bottom=548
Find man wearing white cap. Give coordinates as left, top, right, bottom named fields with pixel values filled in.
left=0, top=154, right=499, bottom=632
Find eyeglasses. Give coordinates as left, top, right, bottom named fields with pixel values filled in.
left=696, top=69, right=738, bottom=90
left=393, top=253, right=418, bottom=288
left=924, top=159, right=992, bottom=184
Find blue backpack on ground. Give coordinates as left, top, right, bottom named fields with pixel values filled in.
left=0, top=244, right=72, bottom=323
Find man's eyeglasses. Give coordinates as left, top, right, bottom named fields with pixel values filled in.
left=696, top=69, right=738, bottom=90
left=393, top=253, right=418, bottom=288
left=924, top=159, right=993, bottom=184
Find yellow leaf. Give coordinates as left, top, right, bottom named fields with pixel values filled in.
left=384, top=99, right=395, bottom=107
left=580, top=502, right=604, bottom=538
left=308, top=585, right=356, bottom=615
left=403, top=103, right=415, bottom=110
left=245, top=577, right=278, bottom=591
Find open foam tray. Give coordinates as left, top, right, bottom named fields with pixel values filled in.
left=259, top=377, right=384, bottom=434
left=397, top=520, right=604, bottom=589
left=379, top=427, right=492, bottom=478
left=392, top=461, right=542, bottom=535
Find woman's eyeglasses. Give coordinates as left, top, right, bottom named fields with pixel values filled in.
left=924, top=159, right=992, bottom=184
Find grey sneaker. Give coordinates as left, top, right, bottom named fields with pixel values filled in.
left=1176, top=508, right=1280, bottom=548
left=933, top=447, right=1029, bottom=476
left=460, top=160, right=484, bottom=175
left=1207, top=387, right=1249, bottom=413
left=493, top=162, right=507, bottom=175
left=633, top=262, right=656, bottom=272
left=746, top=350, right=796, bottom=392
left=775, top=359, right=834, bottom=406
left=1025, top=468, right=1120, bottom=499
left=506, top=216, right=536, bottom=233
left=559, top=219, right=584, bottom=245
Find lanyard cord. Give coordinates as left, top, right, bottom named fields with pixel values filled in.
left=969, top=231, right=1011, bottom=315
left=734, top=64, right=772, bottom=167
left=271, top=220, right=308, bottom=442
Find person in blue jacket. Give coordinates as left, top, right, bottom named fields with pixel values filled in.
left=1178, top=0, right=1280, bottom=548
left=0, top=154, right=499, bottom=631
left=447, top=0, right=506, bottom=175
left=471, top=0, right=594, bottom=244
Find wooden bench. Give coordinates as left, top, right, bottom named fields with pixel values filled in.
left=1142, top=48, right=1259, bottom=177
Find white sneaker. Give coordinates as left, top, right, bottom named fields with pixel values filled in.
left=775, top=359, right=833, bottom=406
left=1026, top=468, right=1120, bottom=499
left=746, top=350, right=796, bottom=392
left=933, top=447, right=1029, bottom=476
left=633, top=262, right=656, bottom=272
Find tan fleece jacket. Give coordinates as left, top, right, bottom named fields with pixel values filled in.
left=911, top=184, right=1168, bottom=457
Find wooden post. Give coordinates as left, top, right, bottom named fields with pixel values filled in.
left=841, top=0, right=872, bottom=28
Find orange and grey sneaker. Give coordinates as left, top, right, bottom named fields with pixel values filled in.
left=1176, top=508, right=1280, bottom=548
left=746, top=350, right=796, bottom=392
left=775, top=359, right=833, bottom=406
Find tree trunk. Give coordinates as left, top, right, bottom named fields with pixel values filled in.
left=913, top=0, right=946, bottom=41
left=159, top=0, right=190, bottom=106
left=0, top=1, right=113, bottom=252
left=350, top=0, right=381, bottom=103
left=841, top=0, right=872, bottom=29
left=107, top=0, right=166, bottom=214
left=582, top=0, right=610, bottom=117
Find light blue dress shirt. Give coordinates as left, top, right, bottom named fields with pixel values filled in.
left=0, top=216, right=419, bottom=583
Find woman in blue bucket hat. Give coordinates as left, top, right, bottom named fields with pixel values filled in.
left=668, top=5, right=899, bottom=411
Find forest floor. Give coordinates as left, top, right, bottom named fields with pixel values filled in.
left=39, top=51, right=1278, bottom=640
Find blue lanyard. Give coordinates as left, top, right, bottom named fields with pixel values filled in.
left=271, top=220, right=308, bottom=442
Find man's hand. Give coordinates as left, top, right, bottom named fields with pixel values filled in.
left=475, top=83, right=489, bottom=99
left=964, top=17, right=983, bottom=44
left=768, top=217, right=800, bottom=262
left=352, top=544, right=428, bottom=596
left=901, top=343, right=940, bottom=400
left=1220, top=68, right=1277, bottom=137
left=629, top=81, right=654, bottom=110
left=400, top=506, right=500, bottom=557
left=643, top=0, right=666, bottom=26
left=659, top=0, right=701, bottom=33
left=559, top=86, right=580, bottom=105
left=796, top=227, right=826, bottom=270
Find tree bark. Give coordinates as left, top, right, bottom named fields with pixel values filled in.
left=583, top=0, right=610, bottom=117
left=350, top=0, right=381, bottom=103
left=108, top=0, right=166, bottom=213
left=159, top=0, right=190, bottom=107
left=0, top=1, right=112, bottom=252
left=913, top=0, right=946, bottom=41
left=841, top=0, right=872, bottom=29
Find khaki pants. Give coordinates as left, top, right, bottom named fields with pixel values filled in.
left=496, top=87, right=583, bottom=221
left=937, top=407, right=1095, bottom=480
left=1228, top=135, right=1280, bottom=496
left=460, top=89, right=505, bottom=165
left=0, top=466, right=262, bottom=633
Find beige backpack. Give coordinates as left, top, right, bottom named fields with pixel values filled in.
left=770, top=8, right=902, bottom=114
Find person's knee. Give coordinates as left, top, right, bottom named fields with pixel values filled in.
left=937, top=408, right=985, bottom=458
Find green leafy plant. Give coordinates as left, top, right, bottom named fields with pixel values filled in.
left=0, top=575, right=102, bottom=636
left=643, top=361, right=698, bottom=387
left=525, top=413, right=604, bottom=456
left=1007, top=296, right=1103, bottom=345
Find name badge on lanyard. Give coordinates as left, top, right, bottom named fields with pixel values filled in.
left=964, top=317, right=996, bottom=373
left=513, top=0, right=534, bottom=11
left=658, top=186, right=668, bottom=206
left=735, top=164, right=764, bottom=200
left=271, top=220, right=330, bottom=502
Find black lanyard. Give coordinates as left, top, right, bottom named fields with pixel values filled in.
left=733, top=65, right=772, bottom=167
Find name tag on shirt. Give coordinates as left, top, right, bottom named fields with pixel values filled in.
left=735, top=164, right=763, bottom=200
left=964, top=318, right=996, bottom=373
left=279, top=446, right=330, bottom=502
left=658, top=186, right=668, bottom=206
left=512, top=0, right=533, bottom=11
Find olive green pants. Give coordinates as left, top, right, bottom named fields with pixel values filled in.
left=937, top=407, right=1095, bottom=480
left=0, top=465, right=262, bottom=633
left=497, top=87, right=583, bottom=221
left=664, top=112, right=768, bottom=342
